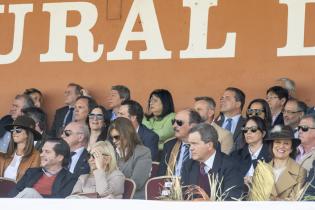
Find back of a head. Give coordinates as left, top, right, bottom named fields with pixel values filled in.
left=22, top=107, right=47, bottom=132
left=187, top=108, right=203, bottom=125
left=112, top=85, right=131, bottom=101
left=121, top=100, right=144, bottom=124
left=68, top=83, right=83, bottom=96
left=276, top=78, right=296, bottom=96
left=16, top=94, right=35, bottom=109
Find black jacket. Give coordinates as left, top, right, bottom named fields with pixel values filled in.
left=138, top=125, right=159, bottom=161
left=181, top=151, right=243, bottom=201
left=0, top=115, right=13, bottom=138
left=231, top=143, right=272, bottom=177
left=9, top=168, right=77, bottom=198
left=158, top=138, right=178, bottom=176
left=72, top=149, right=90, bottom=177
left=49, top=106, right=69, bottom=138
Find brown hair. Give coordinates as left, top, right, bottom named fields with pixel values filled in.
left=107, top=117, right=141, bottom=161
left=6, top=129, right=35, bottom=159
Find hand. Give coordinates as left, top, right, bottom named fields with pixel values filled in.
left=94, top=150, right=109, bottom=170
left=244, top=176, right=252, bottom=186
left=80, top=89, right=91, bottom=97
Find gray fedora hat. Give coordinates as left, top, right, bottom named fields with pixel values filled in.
left=5, top=115, right=42, bottom=140
left=265, top=125, right=300, bottom=147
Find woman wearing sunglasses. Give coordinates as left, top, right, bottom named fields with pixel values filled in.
left=231, top=116, right=272, bottom=185
left=0, top=116, right=41, bottom=181
left=261, top=125, right=306, bottom=200
left=69, top=141, right=125, bottom=198
left=142, top=89, right=175, bottom=151
left=246, top=99, right=272, bottom=129
left=86, top=105, right=111, bottom=149
left=108, top=117, right=151, bottom=199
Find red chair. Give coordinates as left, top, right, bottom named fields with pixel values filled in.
left=145, top=176, right=178, bottom=200
left=0, top=177, right=16, bottom=198
left=123, top=178, right=136, bottom=199
left=150, top=162, right=160, bottom=178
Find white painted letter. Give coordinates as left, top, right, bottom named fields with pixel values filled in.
left=180, top=0, right=236, bottom=59
left=278, top=0, right=315, bottom=56
left=40, top=2, right=103, bottom=62
left=0, top=4, right=33, bottom=65
left=107, top=0, right=171, bottom=60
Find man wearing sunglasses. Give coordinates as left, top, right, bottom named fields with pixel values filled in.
left=194, top=96, right=233, bottom=155
left=0, top=94, right=34, bottom=153
left=283, top=99, right=307, bottom=138
left=158, top=109, right=202, bottom=176
left=61, top=122, right=90, bottom=177
left=296, top=115, right=315, bottom=173
left=117, top=100, right=159, bottom=161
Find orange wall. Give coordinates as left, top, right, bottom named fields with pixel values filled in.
left=0, top=0, right=315, bottom=126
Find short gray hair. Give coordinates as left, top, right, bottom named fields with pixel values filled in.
left=301, top=114, right=315, bottom=127
left=194, top=96, right=216, bottom=110
left=189, top=123, right=218, bottom=148
left=15, top=94, right=34, bottom=109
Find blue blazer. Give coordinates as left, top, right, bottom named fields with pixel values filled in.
left=138, top=125, right=159, bottom=161
left=181, top=151, right=243, bottom=201
left=73, top=149, right=90, bottom=177
left=9, top=168, right=77, bottom=198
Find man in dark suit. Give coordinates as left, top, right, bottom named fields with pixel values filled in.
left=9, top=138, right=77, bottom=198
left=216, top=87, right=246, bottom=151
left=158, top=109, right=202, bottom=176
left=49, top=83, right=83, bottom=137
left=117, top=100, right=159, bottom=161
left=0, top=94, right=34, bottom=153
left=61, top=121, right=90, bottom=177
left=182, top=123, right=243, bottom=201
left=266, top=86, right=288, bottom=127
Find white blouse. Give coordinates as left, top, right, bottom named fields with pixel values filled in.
left=4, top=153, right=23, bottom=180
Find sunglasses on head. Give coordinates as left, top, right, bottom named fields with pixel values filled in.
left=297, top=125, right=315, bottom=132
left=88, top=113, right=104, bottom=120
left=247, top=109, right=264, bottom=116
left=171, top=119, right=184, bottom=126
left=10, top=127, right=23, bottom=134
left=241, top=126, right=259, bottom=134
left=111, top=135, right=120, bottom=141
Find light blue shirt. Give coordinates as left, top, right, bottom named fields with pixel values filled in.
left=223, top=114, right=241, bottom=134
left=0, top=131, right=11, bottom=153
left=69, top=147, right=85, bottom=173
left=175, top=143, right=190, bottom=176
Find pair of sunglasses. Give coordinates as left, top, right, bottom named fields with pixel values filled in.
left=87, top=152, right=109, bottom=159
left=88, top=113, right=104, bottom=120
left=241, top=126, right=260, bottom=134
left=171, top=119, right=184, bottom=126
left=10, top=127, right=23, bottom=134
left=247, top=109, right=264, bottom=116
left=297, top=125, right=315, bottom=132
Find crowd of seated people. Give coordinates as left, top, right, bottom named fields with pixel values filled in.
left=0, top=78, right=315, bottom=201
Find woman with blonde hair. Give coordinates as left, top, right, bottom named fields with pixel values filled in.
left=69, top=141, right=125, bottom=198
left=0, top=116, right=41, bottom=181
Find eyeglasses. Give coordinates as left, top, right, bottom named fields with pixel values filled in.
left=111, top=135, right=120, bottom=141
left=247, top=109, right=264, bottom=116
left=10, top=127, right=23, bottom=134
left=241, top=126, right=259, bottom=134
left=88, top=113, right=104, bottom=120
left=297, top=125, right=315, bottom=132
left=266, top=96, right=279, bottom=101
left=282, top=110, right=302, bottom=115
left=63, top=130, right=82, bottom=137
left=171, top=119, right=184, bottom=126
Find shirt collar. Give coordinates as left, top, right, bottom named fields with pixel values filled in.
left=203, top=151, right=216, bottom=173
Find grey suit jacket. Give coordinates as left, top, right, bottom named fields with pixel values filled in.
left=117, top=145, right=152, bottom=199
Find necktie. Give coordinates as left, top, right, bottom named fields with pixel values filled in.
left=200, top=162, right=207, bottom=176
left=64, top=107, right=74, bottom=126
left=182, top=144, right=190, bottom=162
left=225, top=118, right=233, bottom=132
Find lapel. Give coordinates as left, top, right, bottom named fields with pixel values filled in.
left=186, top=160, right=200, bottom=185
left=270, top=159, right=301, bottom=196
left=233, top=116, right=245, bottom=140
left=52, top=168, right=67, bottom=194
left=211, top=152, right=223, bottom=175
left=215, top=114, right=225, bottom=127
left=137, top=125, right=145, bottom=143
left=73, top=149, right=90, bottom=176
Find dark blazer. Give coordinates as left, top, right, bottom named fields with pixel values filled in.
left=9, top=167, right=77, bottom=198
left=303, top=160, right=315, bottom=199
left=49, top=106, right=69, bottom=137
left=138, top=125, right=159, bottom=161
left=215, top=114, right=246, bottom=151
left=158, top=138, right=178, bottom=176
left=72, top=149, right=90, bottom=177
left=272, top=112, right=284, bottom=127
left=231, top=143, right=272, bottom=177
left=181, top=151, right=243, bottom=201
left=0, top=115, right=13, bottom=138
